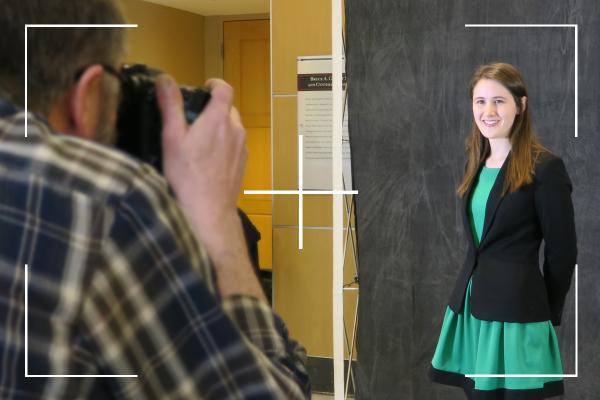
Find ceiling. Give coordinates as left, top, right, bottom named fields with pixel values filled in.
left=140, top=0, right=269, bottom=16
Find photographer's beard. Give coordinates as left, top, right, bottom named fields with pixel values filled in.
left=94, top=76, right=120, bottom=146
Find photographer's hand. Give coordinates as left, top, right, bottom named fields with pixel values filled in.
left=156, top=75, right=266, bottom=302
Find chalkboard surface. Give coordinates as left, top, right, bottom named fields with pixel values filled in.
left=346, top=1, right=600, bottom=399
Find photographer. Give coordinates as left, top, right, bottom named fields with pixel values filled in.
left=0, top=1, right=309, bottom=399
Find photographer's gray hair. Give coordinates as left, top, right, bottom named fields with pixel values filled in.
left=0, top=0, right=126, bottom=113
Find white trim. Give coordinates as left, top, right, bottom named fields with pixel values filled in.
left=466, top=374, right=578, bottom=378
left=24, top=25, right=28, bottom=138
left=25, top=24, right=138, bottom=28
left=244, top=190, right=358, bottom=195
left=298, top=135, right=304, bottom=249
left=297, top=55, right=335, bottom=61
left=24, top=264, right=28, bottom=376
left=273, top=225, right=357, bottom=231
left=575, top=263, right=579, bottom=376
left=574, top=25, right=578, bottom=138
left=26, top=375, right=139, bottom=378
left=332, top=0, right=345, bottom=398
left=269, top=0, right=275, bottom=307
left=465, top=24, right=577, bottom=28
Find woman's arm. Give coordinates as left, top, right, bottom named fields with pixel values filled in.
left=534, top=155, right=577, bottom=326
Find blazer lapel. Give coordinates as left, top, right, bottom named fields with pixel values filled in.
left=478, top=153, right=511, bottom=246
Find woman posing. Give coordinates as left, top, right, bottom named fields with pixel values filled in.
left=429, top=62, right=577, bottom=399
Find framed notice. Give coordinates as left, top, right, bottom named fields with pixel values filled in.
left=297, top=56, right=352, bottom=190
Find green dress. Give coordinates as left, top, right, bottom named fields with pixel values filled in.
left=429, top=167, right=564, bottom=399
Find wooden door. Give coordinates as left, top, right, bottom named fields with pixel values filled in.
left=224, top=20, right=272, bottom=269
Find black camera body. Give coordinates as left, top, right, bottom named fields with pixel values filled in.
left=115, top=64, right=211, bottom=172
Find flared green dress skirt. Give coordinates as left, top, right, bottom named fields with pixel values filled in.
left=429, top=278, right=564, bottom=399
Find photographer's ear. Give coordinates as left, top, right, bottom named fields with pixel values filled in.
left=64, top=65, right=104, bottom=140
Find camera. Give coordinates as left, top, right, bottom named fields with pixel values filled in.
left=115, top=64, right=211, bottom=172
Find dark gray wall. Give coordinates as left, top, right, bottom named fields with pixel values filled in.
left=346, top=1, right=600, bottom=399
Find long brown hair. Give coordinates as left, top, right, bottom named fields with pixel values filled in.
left=457, top=62, right=549, bottom=197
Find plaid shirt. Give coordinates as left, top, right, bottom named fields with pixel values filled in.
left=0, top=105, right=310, bottom=399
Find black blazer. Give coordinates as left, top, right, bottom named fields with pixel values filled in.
left=448, top=152, right=577, bottom=325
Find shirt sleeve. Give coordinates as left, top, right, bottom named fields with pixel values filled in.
left=222, top=296, right=310, bottom=395
left=534, top=156, right=577, bottom=326
left=82, top=169, right=310, bottom=399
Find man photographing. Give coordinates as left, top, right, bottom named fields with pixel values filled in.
left=0, top=0, right=310, bottom=398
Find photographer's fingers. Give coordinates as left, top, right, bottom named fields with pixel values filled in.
left=156, top=74, right=186, bottom=151
left=204, top=78, right=234, bottom=107
left=206, top=82, right=244, bottom=151
left=190, top=79, right=237, bottom=148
